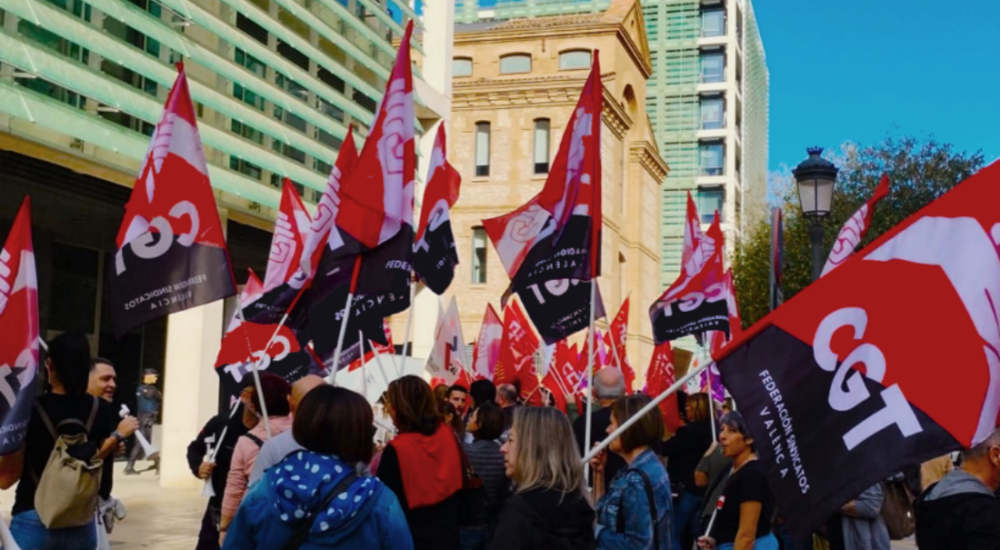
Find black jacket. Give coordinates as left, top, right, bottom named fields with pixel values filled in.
left=658, top=420, right=713, bottom=495
left=486, top=487, right=595, bottom=550
left=915, top=471, right=1000, bottom=550
left=185, top=406, right=249, bottom=509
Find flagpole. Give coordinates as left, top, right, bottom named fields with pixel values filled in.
left=359, top=331, right=368, bottom=399
left=400, top=276, right=416, bottom=363
left=327, top=256, right=363, bottom=386
left=583, top=361, right=709, bottom=463
left=369, top=339, right=393, bottom=387
left=583, top=281, right=597, bottom=487
left=703, top=347, right=718, bottom=442
left=202, top=398, right=242, bottom=497
left=235, top=306, right=272, bottom=439
left=232, top=284, right=309, bottom=439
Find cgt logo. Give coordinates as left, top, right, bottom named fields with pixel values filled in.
left=659, top=282, right=727, bottom=317
left=813, top=307, right=922, bottom=450
left=116, top=201, right=201, bottom=275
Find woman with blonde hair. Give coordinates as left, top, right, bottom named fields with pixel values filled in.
left=486, top=407, right=594, bottom=550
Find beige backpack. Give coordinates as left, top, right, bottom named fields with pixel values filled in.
left=30, top=397, right=104, bottom=529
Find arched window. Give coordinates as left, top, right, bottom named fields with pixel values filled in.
left=559, top=50, right=592, bottom=70
left=475, top=122, right=491, bottom=177
left=499, top=53, right=532, bottom=74
left=453, top=57, right=473, bottom=77
left=533, top=119, right=550, bottom=174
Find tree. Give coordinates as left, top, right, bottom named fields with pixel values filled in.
left=732, top=136, right=985, bottom=328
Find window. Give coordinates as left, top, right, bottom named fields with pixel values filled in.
left=500, top=54, right=531, bottom=74
left=475, top=122, right=491, bottom=177
left=453, top=57, right=473, bottom=77
left=533, top=119, right=550, bottom=174
left=699, top=141, right=725, bottom=176
left=700, top=51, right=725, bottom=83
left=700, top=96, right=724, bottom=129
left=698, top=187, right=724, bottom=223
left=701, top=8, right=725, bottom=37
left=230, top=156, right=263, bottom=180
left=559, top=50, right=591, bottom=70
left=472, top=228, right=487, bottom=284
left=232, top=120, right=264, bottom=144
left=236, top=13, right=269, bottom=45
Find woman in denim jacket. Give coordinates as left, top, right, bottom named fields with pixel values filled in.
left=591, top=395, right=674, bottom=550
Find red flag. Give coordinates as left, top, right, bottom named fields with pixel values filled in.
left=428, top=297, right=469, bottom=384
left=336, top=21, right=415, bottom=250
left=264, top=180, right=313, bottom=291
left=716, top=160, right=1000, bottom=539
left=110, top=63, right=235, bottom=337
left=650, top=210, right=728, bottom=343
left=608, top=298, right=636, bottom=391
left=483, top=53, right=602, bottom=282
left=413, top=124, right=462, bottom=294
left=302, top=127, right=358, bottom=280
left=645, top=342, right=681, bottom=434
left=821, top=174, right=891, bottom=276
left=473, top=304, right=502, bottom=381
left=225, top=269, right=264, bottom=333
left=0, top=197, right=40, bottom=454
left=494, top=300, right=539, bottom=386
left=517, top=357, right=542, bottom=407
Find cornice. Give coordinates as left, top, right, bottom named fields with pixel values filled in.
left=630, top=141, right=669, bottom=182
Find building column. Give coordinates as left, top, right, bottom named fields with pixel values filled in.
left=159, top=301, right=225, bottom=489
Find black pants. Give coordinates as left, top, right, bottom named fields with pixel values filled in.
left=127, top=412, right=156, bottom=468
left=196, top=504, right=221, bottom=550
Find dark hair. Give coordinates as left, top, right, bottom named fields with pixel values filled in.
left=611, top=394, right=665, bottom=454
left=472, top=402, right=505, bottom=442
left=250, top=372, right=292, bottom=417
left=497, top=384, right=518, bottom=405
left=442, top=402, right=465, bottom=438
left=293, top=385, right=374, bottom=464
left=49, top=332, right=91, bottom=395
left=719, top=410, right=755, bottom=452
left=89, top=357, right=114, bottom=372
left=470, top=379, right=497, bottom=407
left=676, top=391, right=688, bottom=422
left=387, top=375, right=441, bottom=436
left=448, top=384, right=468, bottom=398
left=686, top=393, right=711, bottom=423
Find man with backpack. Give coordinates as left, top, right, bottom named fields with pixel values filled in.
left=0, top=332, right=139, bottom=550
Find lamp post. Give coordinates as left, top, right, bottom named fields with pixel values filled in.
left=793, top=147, right=839, bottom=281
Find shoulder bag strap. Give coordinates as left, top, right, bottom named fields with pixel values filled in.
left=280, top=471, right=359, bottom=550
left=85, top=396, right=99, bottom=432
left=33, top=400, right=58, bottom=441
left=632, top=469, right=659, bottom=550
left=244, top=433, right=265, bottom=449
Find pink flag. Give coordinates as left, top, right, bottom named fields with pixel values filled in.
left=821, top=174, right=891, bottom=276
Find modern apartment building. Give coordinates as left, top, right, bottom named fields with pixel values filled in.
left=456, top=0, right=769, bottom=288
left=0, top=0, right=452, bottom=487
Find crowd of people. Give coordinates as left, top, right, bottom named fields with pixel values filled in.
left=2, top=331, right=1000, bottom=550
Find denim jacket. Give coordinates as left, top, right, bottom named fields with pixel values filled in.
left=595, top=448, right=674, bottom=550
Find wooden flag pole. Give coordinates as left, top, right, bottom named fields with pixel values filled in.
left=583, top=361, right=709, bottom=463
left=328, top=257, right=363, bottom=386
left=583, top=280, right=597, bottom=487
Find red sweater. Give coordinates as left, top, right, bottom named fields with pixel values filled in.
left=388, top=423, right=463, bottom=509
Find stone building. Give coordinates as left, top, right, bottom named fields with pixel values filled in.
left=446, top=0, right=668, bottom=378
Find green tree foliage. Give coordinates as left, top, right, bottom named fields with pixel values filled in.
left=732, top=136, right=985, bottom=328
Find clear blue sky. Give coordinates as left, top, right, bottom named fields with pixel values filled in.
left=754, top=0, right=1000, bottom=171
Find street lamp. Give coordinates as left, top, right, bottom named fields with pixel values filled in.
left=793, top=147, right=839, bottom=281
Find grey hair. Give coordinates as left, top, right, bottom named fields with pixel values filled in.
left=964, top=428, right=1000, bottom=461
left=497, top=384, right=518, bottom=404
left=594, top=372, right=626, bottom=400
